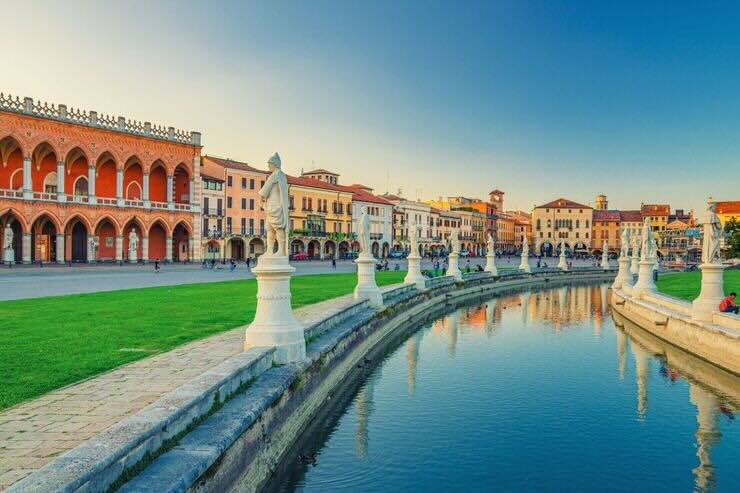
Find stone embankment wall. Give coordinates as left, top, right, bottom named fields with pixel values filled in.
left=12, top=269, right=615, bottom=493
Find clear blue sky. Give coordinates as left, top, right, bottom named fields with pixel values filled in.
left=3, top=1, right=738, bottom=213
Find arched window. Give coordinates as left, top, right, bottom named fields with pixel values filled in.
left=126, top=181, right=142, bottom=200
left=9, top=169, right=23, bottom=190
left=73, top=176, right=89, bottom=196
left=43, top=172, right=58, bottom=193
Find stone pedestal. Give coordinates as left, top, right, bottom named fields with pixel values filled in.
left=519, top=253, right=531, bottom=273
left=355, top=256, right=383, bottom=307
left=404, top=254, right=426, bottom=289
left=601, top=251, right=610, bottom=270
left=129, top=249, right=137, bottom=263
left=447, top=252, right=462, bottom=280
left=244, top=255, right=306, bottom=364
left=632, top=259, right=657, bottom=297
left=613, top=256, right=633, bottom=290
left=3, top=247, right=14, bottom=265
left=630, top=255, right=639, bottom=276
left=484, top=253, right=497, bottom=275
left=692, top=263, right=726, bottom=322
left=557, top=252, right=568, bottom=271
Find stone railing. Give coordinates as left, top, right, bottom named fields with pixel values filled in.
left=0, top=188, right=196, bottom=213
left=0, top=92, right=201, bottom=146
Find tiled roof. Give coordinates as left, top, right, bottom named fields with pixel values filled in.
left=348, top=186, right=393, bottom=206
left=303, top=168, right=339, bottom=176
left=593, top=210, right=621, bottom=221
left=641, top=204, right=670, bottom=216
left=716, top=200, right=740, bottom=215
left=619, top=210, right=642, bottom=222
left=201, top=173, right=224, bottom=183
left=536, top=198, right=592, bottom=209
left=380, top=193, right=403, bottom=201
left=489, top=189, right=505, bottom=195
left=287, top=175, right=351, bottom=193
left=203, top=155, right=268, bottom=174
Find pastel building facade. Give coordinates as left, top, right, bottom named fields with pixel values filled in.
left=532, top=198, right=593, bottom=256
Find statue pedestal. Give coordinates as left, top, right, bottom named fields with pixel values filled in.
left=355, top=256, right=383, bottom=307
left=632, top=259, right=657, bottom=297
left=601, top=253, right=610, bottom=270
left=613, top=256, right=633, bottom=290
left=447, top=252, right=462, bottom=280
left=244, top=255, right=306, bottom=364
left=557, top=254, right=568, bottom=271
left=404, top=253, right=426, bottom=289
left=484, top=253, right=497, bottom=275
left=630, top=256, right=639, bottom=276
left=692, top=263, right=726, bottom=322
left=129, top=250, right=137, bottom=263
left=3, top=248, right=14, bottom=265
left=519, top=254, right=531, bottom=273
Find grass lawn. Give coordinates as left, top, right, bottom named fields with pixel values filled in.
left=0, top=271, right=405, bottom=411
left=656, top=269, right=740, bottom=302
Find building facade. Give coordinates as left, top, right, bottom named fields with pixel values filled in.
left=199, top=158, right=226, bottom=260
left=532, top=198, right=593, bottom=256
left=591, top=209, right=621, bottom=253
left=507, top=210, right=532, bottom=251
left=0, top=93, right=202, bottom=264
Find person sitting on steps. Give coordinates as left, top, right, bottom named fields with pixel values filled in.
left=719, top=292, right=738, bottom=315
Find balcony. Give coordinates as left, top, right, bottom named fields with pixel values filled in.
left=203, top=208, right=225, bottom=217
left=291, top=228, right=327, bottom=238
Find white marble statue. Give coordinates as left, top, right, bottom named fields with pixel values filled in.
left=3, top=224, right=13, bottom=251
left=358, top=208, right=371, bottom=258
left=128, top=228, right=139, bottom=251
left=450, top=229, right=460, bottom=254
left=620, top=228, right=630, bottom=258
left=409, top=220, right=419, bottom=257
left=521, top=238, right=529, bottom=257
left=640, top=218, right=655, bottom=260
left=601, top=240, right=610, bottom=269
left=486, top=232, right=494, bottom=254
left=701, top=198, right=722, bottom=265
left=259, top=152, right=290, bottom=257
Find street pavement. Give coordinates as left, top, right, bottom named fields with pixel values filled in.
left=0, top=256, right=604, bottom=301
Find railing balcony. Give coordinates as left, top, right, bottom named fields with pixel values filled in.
left=124, top=198, right=144, bottom=208
left=0, top=188, right=23, bottom=199
left=0, top=188, right=195, bottom=213
left=32, top=191, right=57, bottom=201
left=97, top=197, right=117, bottom=206
left=150, top=201, right=169, bottom=209
left=203, top=208, right=224, bottom=217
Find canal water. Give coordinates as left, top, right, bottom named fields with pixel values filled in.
left=264, top=282, right=740, bottom=493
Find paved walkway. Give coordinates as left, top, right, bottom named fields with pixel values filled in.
left=0, top=293, right=363, bottom=489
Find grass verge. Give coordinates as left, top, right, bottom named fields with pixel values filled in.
left=656, top=269, right=739, bottom=302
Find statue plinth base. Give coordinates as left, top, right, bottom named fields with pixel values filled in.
left=519, top=255, right=531, bottom=273
left=448, top=252, right=462, bottom=280
left=3, top=248, right=14, bottom=265
left=692, top=263, right=726, bottom=322
left=630, top=257, right=639, bottom=276
left=558, top=255, right=568, bottom=271
left=484, top=254, right=497, bottom=275
left=404, top=254, right=426, bottom=289
left=354, top=256, right=383, bottom=307
left=129, top=251, right=137, bottom=263
left=613, top=256, right=633, bottom=290
left=601, top=255, right=610, bottom=270
left=632, top=259, right=657, bottom=297
left=244, top=255, right=306, bottom=364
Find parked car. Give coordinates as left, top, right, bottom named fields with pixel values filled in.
left=388, top=250, right=407, bottom=259
left=290, top=251, right=309, bottom=261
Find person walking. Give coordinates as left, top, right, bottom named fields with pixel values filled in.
left=332, top=256, right=337, bottom=270
left=154, top=258, right=160, bottom=273
left=246, top=256, right=251, bottom=269
left=719, top=292, right=739, bottom=314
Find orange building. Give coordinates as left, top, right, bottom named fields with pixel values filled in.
left=0, top=93, right=202, bottom=264
left=591, top=209, right=621, bottom=253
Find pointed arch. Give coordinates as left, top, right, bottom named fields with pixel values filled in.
left=149, top=160, right=167, bottom=202
left=173, top=162, right=190, bottom=204
left=29, top=210, right=62, bottom=233
left=64, top=146, right=89, bottom=196
left=31, top=141, right=58, bottom=193
left=148, top=217, right=171, bottom=236
left=95, top=151, right=117, bottom=198
left=0, top=135, right=24, bottom=191
left=92, top=215, right=121, bottom=236
left=0, top=207, right=29, bottom=233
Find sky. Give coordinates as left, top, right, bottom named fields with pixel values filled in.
left=2, top=1, right=739, bottom=214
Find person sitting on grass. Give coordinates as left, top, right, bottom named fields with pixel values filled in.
left=719, top=292, right=738, bottom=315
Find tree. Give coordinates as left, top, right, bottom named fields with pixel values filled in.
left=724, top=217, right=740, bottom=259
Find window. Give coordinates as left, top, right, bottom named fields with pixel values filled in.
left=227, top=176, right=233, bottom=187
left=227, top=197, right=232, bottom=208
left=260, top=180, right=265, bottom=188
left=217, top=198, right=222, bottom=213
left=260, top=219, right=265, bottom=235
left=249, top=218, right=254, bottom=235
left=240, top=218, right=246, bottom=235
left=203, top=196, right=209, bottom=211
left=241, top=198, right=246, bottom=209
left=250, top=178, right=255, bottom=190
left=289, top=195, right=294, bottom=210
left=226, top=217, right=232, bottom=233
left=241, top=178, right=246, bottom=188
left=249, top=198, right=255, bottom=210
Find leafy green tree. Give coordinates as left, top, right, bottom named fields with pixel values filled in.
left=724, top=217, right=740, bottom=258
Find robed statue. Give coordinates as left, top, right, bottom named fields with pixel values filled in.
left=620, top=228, right=630, bottom=258
left=259, top=152, right=290, bottom=257
left=640, top=218, right=656, bottom=260
left=486, top=232, right=494, bottom=254
left=358, top=208, right=371, bottom=257
left=128, top=228, right=139, bottom=251
left=3, top=224, right=13, bottom=251
left=522, top=237, right=529, bottom=256
left=701, top=198, right=722, bottom=264
left=409, top=220, right=419, bottom=257
left=450, top=229, right=460, bottom=254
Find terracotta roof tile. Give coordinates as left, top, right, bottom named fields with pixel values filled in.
left=202, top=155, right=268, bottom=174
left=593, top=210, right=621, bottom=221
left=536, top=198, right=592, bottom=210
left=303, top=168, right=339, bottom=176
left=619, top=210, right=642, bottom=222
left=716, top=200, right=740, bottom=215
left=640, top=203, right=670, bottom=216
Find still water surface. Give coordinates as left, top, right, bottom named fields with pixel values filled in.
left=265, top=282, right=739, bottom=492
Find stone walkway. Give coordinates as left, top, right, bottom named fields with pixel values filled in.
left=0, top=293, right=362, bottom=489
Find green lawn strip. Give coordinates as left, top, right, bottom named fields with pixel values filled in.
left=656, top=270, right=739, bottom=302
left=0, top=271, right=405, bottom=410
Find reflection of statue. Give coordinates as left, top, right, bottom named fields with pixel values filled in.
left=3, top=224, right=13, bottom=251
left=358, top=208, right=371, bottom=257
left=620, top=228, right=630, bottom=258
left=259, top=152, right=290, bottom=257
left=701, top=199, right=722, bottom=264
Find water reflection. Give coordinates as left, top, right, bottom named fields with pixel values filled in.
left=263, top=283, right=739, bottom=493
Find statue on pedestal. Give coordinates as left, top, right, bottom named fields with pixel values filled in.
left=3, top=224, right=14, bottom=263
left=128, top=228, right=138, bottom=251
left=640, top=218, right=655, bottom=261
left=450, top=229, right=460, bottom=254
left=620, top=228, right=630, bottom=258
left=259, top=152, right=290, bottom=257
left=486, top=232, right=494, bottom=255
left=701, top=198, right=722, bottom=265
left=409, top=220, right=419, bottom=257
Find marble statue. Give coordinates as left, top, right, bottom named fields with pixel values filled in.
left=701, top=199, right=722, bottom=265
left=640, top=218, right=655, bottom=260
left=601, top=240, right=610, bottom=269
left=521, top=238, right=529, bottom=257
left=358, top=208, right=371, bottom=258
left=409, top=220, right=419, bottom=257
left=620, top=228, right=630, bottom=258
left=3, top=224, right=13, bottom=251
left=259, top=152, right=290, bottom=257
left=450, top=229, right=460, bottom=254
left=128, top=228, right=139, bottom=251
left=486, top=232, right=494, bottom=253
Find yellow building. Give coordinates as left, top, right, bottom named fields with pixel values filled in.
left=532, top=198, right=593, bottom=256
left=507, top=210, right=532, bottom=250
left=496, top=212, right=516, bottom=253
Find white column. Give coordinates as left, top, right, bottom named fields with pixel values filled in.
left=115, top=235, right=123, bottom=261
left=22, top=157, right=32, bottom=199
left=142, top=236, right=149, bottom=263
left=689, top=383, right=720, bottom=492
left=484, top=249, right=497, bottom=275
left=116, top=168, right=124, bottom=206
left=613, top=255, right=634, bottom=292
left=88, top=164, right=96, bottom=202
left=356, top=253, right=384, bottom=306
left=22, top=233, right=32, bottom=264
left=143, top=172, right=150, bottom=208
left=56, top=161, right=66, bottom=202
left=166, top=174, right=174, bottom=209
left=188, top=179, right=194, bottom=205
left=165, top=236, right=173, bottom=262
left=691, top=264, right=726, bottom=321
left=56, top=234, right=65, bottom=264
left=244, top=255, right=307, bottom=364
